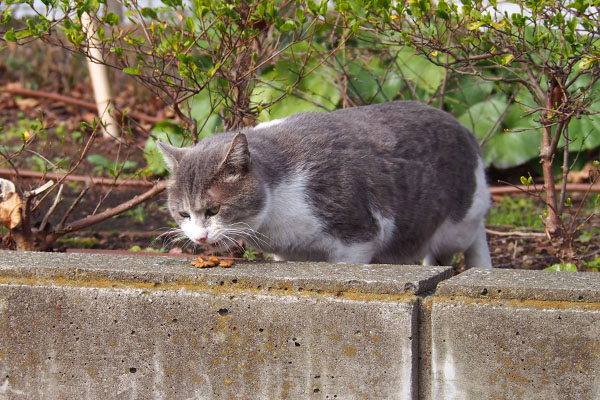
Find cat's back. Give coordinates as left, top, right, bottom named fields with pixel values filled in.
left=250, top=101, right=480, bottom=177
left=252, top=101, right=478, bottom=154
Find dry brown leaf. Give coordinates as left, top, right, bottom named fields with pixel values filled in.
left=0, top=192, right=23, bottom=229
left=567, top=161, right=597, bottom=183
left=82, top=111, right=97, bottom=123
left=5, top=82, right=22, bottom=91
left=15, top=97, right=39, bottom=110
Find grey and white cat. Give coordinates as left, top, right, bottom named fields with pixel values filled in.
left=158, top=101, right=492, bottom=267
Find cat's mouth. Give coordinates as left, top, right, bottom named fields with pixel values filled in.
left=209, top=240, right=225, bottom=250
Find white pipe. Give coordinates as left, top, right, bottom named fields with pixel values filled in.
left=80, top=12, right=120, bottom=140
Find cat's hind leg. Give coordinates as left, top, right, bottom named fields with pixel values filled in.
left=423, top=253, right=455, bottom=267
left=464, top=221, right=492, bottom=268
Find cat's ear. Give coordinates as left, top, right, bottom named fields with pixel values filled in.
left=157, top=141, right=187, bottom=173
left=222, top=133, right=250, bottom=173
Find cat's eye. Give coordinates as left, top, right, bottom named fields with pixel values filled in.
left=205, top=205, right=220, bottom=218
left=179, top=211, right=190, bottom=219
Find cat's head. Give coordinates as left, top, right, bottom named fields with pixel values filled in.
left=158, top=133, right=266, bottom=251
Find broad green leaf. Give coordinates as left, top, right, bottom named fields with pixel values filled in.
left=443, top=76, right=495, bottom=116
left=185, top=89, right=222, bottom=140
left=395, top=48, right=445, bottom=95
left=459, top=97, right=541, bottom=168
left=251, top=42, right=341, bottom=121
left=562, top=114, right=600, bottom=151
left=458, top=97, right=507, bottom=142
left=144, top=121, right=192, bottom=175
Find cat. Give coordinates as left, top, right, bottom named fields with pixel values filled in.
left=158, top=101, right=493, bottom=268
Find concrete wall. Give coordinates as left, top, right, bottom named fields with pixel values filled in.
left=0, top=251, right=598, bottom=399
left=430, top=268, right=600, bottom=400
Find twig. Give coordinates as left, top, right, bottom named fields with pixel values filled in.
left=479, top=91, right=517, bottom=147
left=0, top=168, right=155, bottom=187
left=21, top=181, right=54, bottom=243
left=23, top=180, right=55, bottom=197
left=486, top=228, right=547, bottom=238
left=57, top=185, right=89, bottom=231
left=39, top=183, right=64, bottom=231
left=559, top=124, right=569, bottom=215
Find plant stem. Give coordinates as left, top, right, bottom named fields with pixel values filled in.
left=540, top=122, right=563, bottom=241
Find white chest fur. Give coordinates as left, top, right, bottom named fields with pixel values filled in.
left=255, top=173, right=323, bottom=254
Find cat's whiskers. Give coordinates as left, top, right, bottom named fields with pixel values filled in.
left=227, top=222, right=270, bottom=240
left=219, top=234, right=244, bottom=256
left=156, top=227, right=189, bottom=249
left=220, top=226, right=269, bottom=251
left=223, top=222, right=270, bottom=248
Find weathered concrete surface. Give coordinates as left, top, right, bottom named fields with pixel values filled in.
left=430, top=268, right=600, bottom=400
left=0, top=251, right=451, bottom=399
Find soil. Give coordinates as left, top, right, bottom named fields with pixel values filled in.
left=1, top=43, right=598, bottom=272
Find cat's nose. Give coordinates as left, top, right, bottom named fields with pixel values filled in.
left=197, top=235, right=208, bottom=243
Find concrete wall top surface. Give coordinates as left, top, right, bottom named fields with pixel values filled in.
left=437, top=267, right=600, bottom=303
left=0, top=251, right=453, bottom=297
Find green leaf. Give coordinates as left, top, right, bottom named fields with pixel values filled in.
left=3, top=28, right=16, bottom=42
left=295, top=8, right=306, bottom=23
left=395, top=48, right=446, bottom=95
left=251, top=44, right=341, bottom=121
left=144, top=121, right=192, bottom=175
left=435, top=1, right=451, bottom=20
left=104, top=12, right=120, bottom=25
left=583, top=257, right=600, bottom=269
left=110, top=46, right=123, bottom=56
left=161, top=0, right=182, bottom=7
left=279, top=20, right=296, bottom=32
left=319, top=0, right=328, bottom=16
left=459, top=94, right=540, bottom=169
left=520, top=176, right=533, bottom=186
left=544, top=263, right=578, bottom=272
left=185, top=16, right=195, bottom=32
left=500, top=54, right=514, bottom=66
left=123, top=67, right=139, bottom=76
left=141, top=7, right=158, bottom=20
left=185, top=89, right=222, bottom=139
left=307, top=0, right=320, bottom=15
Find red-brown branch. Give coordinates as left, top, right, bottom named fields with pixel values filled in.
left=488, top=183, right=600, bottom=195
left=0, top=168, right=155, bottom=187
left=2, top=86, right=163, bottom=124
